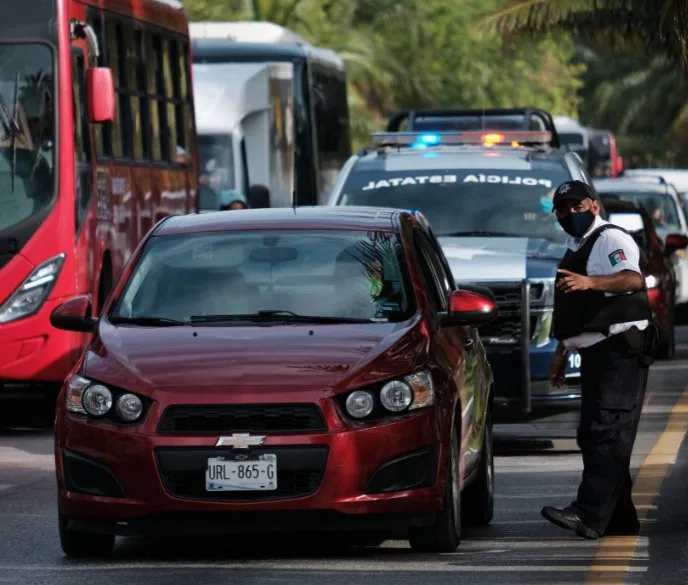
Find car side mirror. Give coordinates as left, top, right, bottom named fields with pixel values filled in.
left=439, top=290, right=499, bottom=327
left=247, top=184, right=270, bottom=209
left=86, top=67, right=115, bottom=123
left=49, top=295, right=97, bottom=332
left=664, top=233, right=688, bottom=256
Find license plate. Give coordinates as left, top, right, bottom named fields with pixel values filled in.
left=205, top=454, right=277, bottom=491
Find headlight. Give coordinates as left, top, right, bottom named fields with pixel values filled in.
left=0, top=254, right=65, bottom=323
left=82, top=384, right=113, bottom=417
left=115, top=393, right=143, bottom=422
left=64, top=375, right=148, bottom=423
left=380, top=380, right=413, bottom=412
left=345, top=390, right=375, bottom=419
left=341, top=369, right=435, bottom=421
left=645, top=275, right=659, bottom=289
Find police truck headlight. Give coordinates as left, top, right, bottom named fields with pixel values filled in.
left=645, top=275, right=658, bottom=289
left=0, top=254, right=65, bottom=323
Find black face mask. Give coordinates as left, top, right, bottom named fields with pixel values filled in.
left=558, top=210, right=595, bottom=238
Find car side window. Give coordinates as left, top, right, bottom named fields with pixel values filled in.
left=413, top=230, right=445, bottom=312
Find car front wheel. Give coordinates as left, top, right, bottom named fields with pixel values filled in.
left=408, top=423, right=461, bottom=552
left=462, top=410, right=494, bottom=526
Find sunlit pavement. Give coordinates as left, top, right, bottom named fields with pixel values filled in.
left=1, top=331, right=688, bottom=585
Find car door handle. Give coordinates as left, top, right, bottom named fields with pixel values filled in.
left=465, top=338, right=474, bottom=349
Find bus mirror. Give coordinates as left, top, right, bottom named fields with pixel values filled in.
left=50, top=295, right=96, bottom=333
left=86, top=67, right=115, bottom=123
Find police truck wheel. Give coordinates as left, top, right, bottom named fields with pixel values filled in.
left=462, top=410, right=494, bottom=526
left=658, top=304, right=675, bottom=360
left=59, top=515, right=115, bottom=558
left=408, top=423, right=461, bottom=552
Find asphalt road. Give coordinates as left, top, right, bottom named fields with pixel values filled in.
left=1, top=330, right=688, bottom=585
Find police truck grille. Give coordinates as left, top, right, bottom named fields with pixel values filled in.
left=475, top=282, right=545, bottom=345
left=157, top=404, right=328, bottom=434
left=479, top=315, right=539, bottom=345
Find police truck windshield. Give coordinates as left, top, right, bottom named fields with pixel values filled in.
left=338, top=169, right=572, bottom=240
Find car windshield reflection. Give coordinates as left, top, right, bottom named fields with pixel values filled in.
left=109, top=230, right=415, bottom=324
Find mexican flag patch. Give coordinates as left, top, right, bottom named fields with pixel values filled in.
left=608, top=249, right=627, bottom=266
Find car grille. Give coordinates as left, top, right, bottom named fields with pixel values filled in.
left=156, top=446, right=328, bottom=502
left=157, top=404, right=327, bottom=434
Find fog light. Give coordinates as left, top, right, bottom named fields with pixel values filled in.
left=82, top=384, right=112, bottom=417
left=346, top=390, right=374, bottom=419
left=115, top=393, right=143, bottom=422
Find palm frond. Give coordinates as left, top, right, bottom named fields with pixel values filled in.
left=479, top=0, right=688, bottom=68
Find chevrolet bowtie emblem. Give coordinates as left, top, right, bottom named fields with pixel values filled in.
left=215, top=433, right=266, bottom=449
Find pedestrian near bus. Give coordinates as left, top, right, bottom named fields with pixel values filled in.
left=544, top=180, right=658, bottom=539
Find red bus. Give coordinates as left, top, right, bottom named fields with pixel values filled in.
left=0, top=0, right=198, bottom=412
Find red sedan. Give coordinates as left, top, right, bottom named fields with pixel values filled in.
left=50, top=206, right=498, bottom=557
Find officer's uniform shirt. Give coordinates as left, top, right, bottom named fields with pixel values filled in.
left=562, top=215, right=649, bottom=350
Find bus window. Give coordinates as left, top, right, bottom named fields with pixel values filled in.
left=0, top=44, right=55, bottom=234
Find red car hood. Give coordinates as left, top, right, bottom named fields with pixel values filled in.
left=82, top=319, right=427, bottom=397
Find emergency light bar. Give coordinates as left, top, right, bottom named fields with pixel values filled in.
left=386, top=108, right=561, bottom=148
left=371, top=130, right=554, bottom=148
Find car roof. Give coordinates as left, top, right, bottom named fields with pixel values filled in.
left=594, top=177, right=674, bottom=194
left=352, top=146, right=570, bottom=173
left=154, top=206, right=411, bottom=236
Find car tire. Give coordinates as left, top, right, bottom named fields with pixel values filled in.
left=408, top=422, right=461, bottom=553
left=462, top=410, right=494, bottom=526
left=658, top=303, right=676, bottom=360
left=59, top=515, right=115, bottom=558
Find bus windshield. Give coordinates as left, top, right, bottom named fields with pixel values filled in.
left=0, top=43, right=54, bottom=234
left=338, top=168, right=573, bottom=241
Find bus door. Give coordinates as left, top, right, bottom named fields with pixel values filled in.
left=70, top=47, right=96, bottom=299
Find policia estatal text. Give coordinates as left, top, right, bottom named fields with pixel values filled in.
left=542, top=180, right=656, bottom=539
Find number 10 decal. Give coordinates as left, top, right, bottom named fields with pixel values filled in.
left=568, top=352, right=581, bottom=369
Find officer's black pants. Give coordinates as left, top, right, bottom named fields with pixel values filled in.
left=571, top=329, right=649, bottom=534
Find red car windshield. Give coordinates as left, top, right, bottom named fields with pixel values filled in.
left=110, top=229, right=415, bottom=324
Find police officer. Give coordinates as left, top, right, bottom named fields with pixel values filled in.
left=542, top=180, right=655, bottom=539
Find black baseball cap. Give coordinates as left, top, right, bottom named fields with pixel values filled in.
left=552, top=180, right=595, bottom=212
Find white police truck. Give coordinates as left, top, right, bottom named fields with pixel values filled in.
left=328, top=108, right=602, bottom=439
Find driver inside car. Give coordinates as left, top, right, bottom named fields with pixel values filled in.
left=333, top=246, right=396, bottom=318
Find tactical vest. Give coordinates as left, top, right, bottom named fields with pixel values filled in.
left=552, top=224, right=651, bottom=341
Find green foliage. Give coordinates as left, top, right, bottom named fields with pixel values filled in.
left=481, top=0, right=688, bottom=69
left=182, top=0, right=585, bottom=150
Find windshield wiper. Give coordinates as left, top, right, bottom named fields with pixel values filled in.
left=190, top=310, right=375, bottom=324
left=0, top=73, right=21, bottom=192
left=108, top=316, right=190, bottom=327
left=438, top=230, right=521, bottom=237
